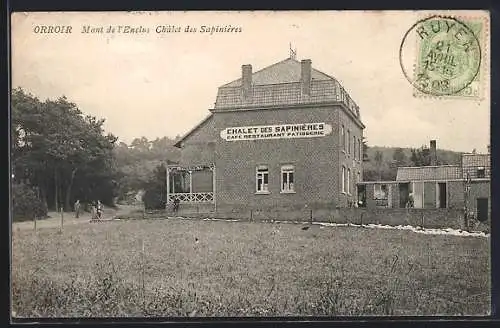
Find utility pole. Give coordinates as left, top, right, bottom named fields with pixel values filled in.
left=464, top=173, right=471, bottom=230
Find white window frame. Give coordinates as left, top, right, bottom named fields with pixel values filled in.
left=353, top=136, right=357, bottom=160
left=341, top=166, right=346, bottom=193
left=347, top=130, right=351, bottom=155
left=281, top=165, right=295, bottom=193
left=341, top=125, right=346, bottom=152
left=256, top=165, right=269, bottom=194
left=347, top=168, right=351, bottom=194
left=358, top=138, right=362, bottom=161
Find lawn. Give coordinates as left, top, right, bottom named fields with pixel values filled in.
left=11, top=218, right=490, bottom=317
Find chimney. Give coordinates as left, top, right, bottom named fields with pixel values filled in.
left=301, top=59, right=312, bottom=95
left=242, top=64, right=252, bottom=100
left=430, top=140, right=437, bottom=166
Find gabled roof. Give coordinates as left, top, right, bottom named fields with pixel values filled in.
left=174, top=113, right=213, bottom=148
left=220, top=58, right=334, bottom=88
left=396, top=165, right=462, bottom=181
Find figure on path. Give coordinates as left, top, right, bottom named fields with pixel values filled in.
left=173, top=197, right=180, bottom=213
left=96, top=200, right=103, bottom=221
left=90, top=202, right=97, bottom=222
left=74, top=199, right=81, bottom=218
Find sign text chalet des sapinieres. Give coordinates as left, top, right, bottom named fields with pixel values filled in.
left=220, top=123, right=333, bottom=141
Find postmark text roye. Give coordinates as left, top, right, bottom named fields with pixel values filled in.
left=400, top=15, right=483, bottom=98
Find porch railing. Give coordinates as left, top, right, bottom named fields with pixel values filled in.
left=168, top=192, right=214, bottom=203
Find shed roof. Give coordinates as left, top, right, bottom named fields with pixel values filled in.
left=396, top=165, right=462, bottom=181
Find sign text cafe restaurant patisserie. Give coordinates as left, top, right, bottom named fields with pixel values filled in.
left=167, top=56, right=365, bottom=212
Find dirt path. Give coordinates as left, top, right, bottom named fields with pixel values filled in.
left=13, top=205, right=140, bottom=232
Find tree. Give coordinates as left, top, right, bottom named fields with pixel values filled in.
left=142, top=163, right=167, bottom=210
left=112, top=135, right=180, bottom=203
left=374, top=150, right=383, bottom=180
left=12, top=182, right=47, bottom=221
left=392, top=148, right=407, bottom=167
left=410, top=146, right=431, bottom=167
left=362, top=137, right=369, bottom=162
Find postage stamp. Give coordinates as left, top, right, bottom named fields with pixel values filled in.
left=399, top=14, right=488, bottom=99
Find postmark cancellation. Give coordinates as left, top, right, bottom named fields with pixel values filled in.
left=400, top=14, right=489, bottom=100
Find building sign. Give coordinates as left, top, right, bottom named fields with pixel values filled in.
left=220, top=122, right=332, bottom=141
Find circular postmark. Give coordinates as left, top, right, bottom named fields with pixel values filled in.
left=399, top=15, right=481, bottom=96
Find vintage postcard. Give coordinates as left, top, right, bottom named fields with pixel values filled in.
left=10, top=11, right=491, bottom=319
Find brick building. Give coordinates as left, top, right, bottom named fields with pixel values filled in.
left=168, top=56, right=365, bottom=211
left=358, top=141, right=490, bottom=221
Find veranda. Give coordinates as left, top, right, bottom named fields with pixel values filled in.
left=166, top=164, right=216, bottom=209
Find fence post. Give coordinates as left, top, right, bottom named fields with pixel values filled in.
left=60, top=207, right=64, bottom=232
left=360, top=212, right=364, bottom=226
left=250, top=210, right=253, bottom=222
left=34, top=215, right=37, bottom=232
left=421, top=212, right=425, bottom=230
left=310, top=209, right=313, bottom=223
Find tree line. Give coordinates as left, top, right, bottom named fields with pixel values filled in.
left=12, top=88, right=464, bottom=218
left=362, top=143, right=462, bottom=181
left=11, top=88, right=183, bottom=219
left=11, top=88, right=119, bottom=219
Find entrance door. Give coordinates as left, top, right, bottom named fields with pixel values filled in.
left=438, top=183, right=447, bottom=208
left=357, top=184, right=366, bottom=207
left=399, top=183, right=409, bottom=208
left=477, top=198, right=489, bottom=222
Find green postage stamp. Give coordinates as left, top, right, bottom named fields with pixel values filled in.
left=400, top=14, right=488, bottom=99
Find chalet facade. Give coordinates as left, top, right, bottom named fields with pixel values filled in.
left=169, top=56, right=365, bottom=211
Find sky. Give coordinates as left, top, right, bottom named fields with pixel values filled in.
left=11, top=11, right=490, bottom=153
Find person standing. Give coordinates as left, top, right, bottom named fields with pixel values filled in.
left=74, top=200, right=81, bottom=218
left=90, top=202, right=97, bottom=222
left=96, top=200, right=103, bottom=221
left=407, top=192, right=414, bottom=208
left=173, top=197, right=180, bottom=213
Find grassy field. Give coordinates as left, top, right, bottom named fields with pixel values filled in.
left=11, top=218, right=490, bottom=317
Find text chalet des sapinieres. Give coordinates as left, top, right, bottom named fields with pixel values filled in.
left=32, top=24, right=243, bottom=35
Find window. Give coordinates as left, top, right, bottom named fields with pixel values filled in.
left=341, top=125, right=345, bottom=151
left=281, top=165, right=294, bottom=193
left=347, top=130, right=351, bottom=154
left=256, top=165, right=269, bottom=193
left=347, top=168, right=351, bottom=194
left=353, top=136, right=357, bottom=159
left=341, top=166, right=346, bottom=193
left=358, top=138, right=362, bottom=160
left=477, top=167, right=486, bottom=178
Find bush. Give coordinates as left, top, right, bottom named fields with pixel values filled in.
left=12, top=182, right=47, bottom=221
left=142, top=188, right=165, bottom=210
